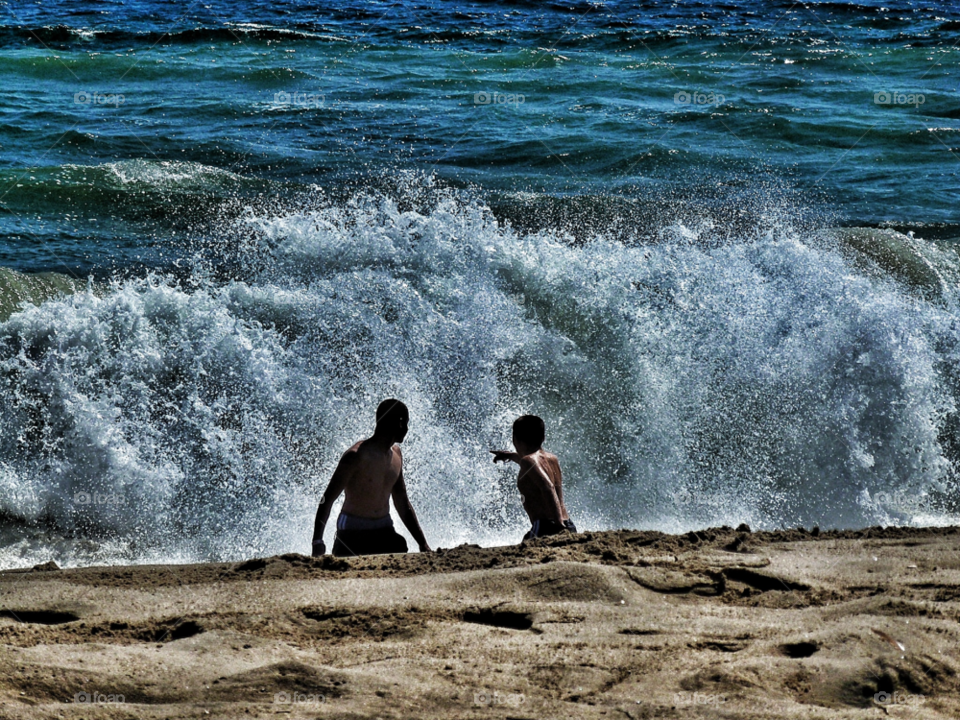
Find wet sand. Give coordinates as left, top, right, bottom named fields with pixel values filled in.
left=1, top=525, right=959, bottom=719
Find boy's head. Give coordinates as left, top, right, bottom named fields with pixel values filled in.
left=512, top=414, right=545, bottom=452
left=376, top=399, right=409, bottom=442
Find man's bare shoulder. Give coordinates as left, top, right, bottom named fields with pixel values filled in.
left=339, top=441, right=366, bottom=463
left=367, top=441, right=402, bottom=462
left=343, top=439, right=402, bottom=466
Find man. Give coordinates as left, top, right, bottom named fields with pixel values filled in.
left=312, top=399, right=431, bottom=557
left=491, top=414, right=577, bottom=541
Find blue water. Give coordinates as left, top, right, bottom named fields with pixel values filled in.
left=1, top=0, right=958, bottom=272
left=0, top=0, right=959, bottom=567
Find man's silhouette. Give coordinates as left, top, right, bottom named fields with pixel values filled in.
left=312, top=399, right=430, bottom=557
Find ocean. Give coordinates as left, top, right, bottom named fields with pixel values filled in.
left=0, top=0, right=958, bottom=567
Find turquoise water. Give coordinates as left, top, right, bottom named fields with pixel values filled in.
left=0, top=0, right=958, bottom=271
left=0, top=1, right=959, bottom=566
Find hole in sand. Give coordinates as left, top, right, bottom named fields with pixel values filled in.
left=463, top=609, right=534, bottom=631
left=723, top=568, right=810, bottom=592
left=0, top=609, right=80, bottom=625
left=691, top=639, right=749, bottom=653
left=302, top=608, right=352, bottom=622
left=780, top=641, right=819, bottom=658
left=154, top=620, right=204, bottom=641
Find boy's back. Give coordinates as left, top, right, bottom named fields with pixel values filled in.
left=517, top=449, right=569, bottom=522
left=492, top=415, right=577, bottom=541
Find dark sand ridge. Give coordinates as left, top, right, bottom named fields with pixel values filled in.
left=1, top=526, right=959, bottom=719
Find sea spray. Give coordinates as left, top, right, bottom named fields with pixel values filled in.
left=0, top=185, right=959, bottom=568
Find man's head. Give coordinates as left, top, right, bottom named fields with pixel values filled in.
left=376, top=399, right=409, bottom=443
left=512, top=414, right=545, bottom=454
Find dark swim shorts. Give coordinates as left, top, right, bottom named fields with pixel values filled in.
left=523, top=518, right=577, bottom=541
left=332, top=512, right=409, bottom=557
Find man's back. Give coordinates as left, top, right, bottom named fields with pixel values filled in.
left=339, top=440, right=403, bottom=519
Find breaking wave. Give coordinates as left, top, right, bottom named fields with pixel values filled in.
left=1, top=179, right=959, bottom=567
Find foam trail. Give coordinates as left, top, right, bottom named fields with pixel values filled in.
left=1, top=186, right=959, bottom=567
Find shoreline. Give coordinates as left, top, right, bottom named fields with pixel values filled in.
left=3, top=522, right=959, bottom=575
left=2, top=525, right=959, bottom=718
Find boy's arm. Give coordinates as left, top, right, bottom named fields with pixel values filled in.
left=490, top=450, right=522, bottom=464
left=519, top=458, right=564, bottom=524
left=312, top=452, right=355, bottom=556
left=391, top=467, right=431, bottom=552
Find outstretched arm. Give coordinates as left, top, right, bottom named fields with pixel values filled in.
left=490, top=450, right=522, bottom=464
left=391, top=470, right=431, bottom=552
left=312, top=452, right=355, bottom=556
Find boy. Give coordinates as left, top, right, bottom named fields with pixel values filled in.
left=312, top=399, right=431, bottom=557
left=491, top=414, right=576, bottom=540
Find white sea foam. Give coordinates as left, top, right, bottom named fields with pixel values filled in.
left=102, top=159, right=247, bottom=189
left=1, top=186, right=958, bottom=567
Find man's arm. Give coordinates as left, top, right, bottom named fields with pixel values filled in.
left=519, top=458, right=564, bottom=524
left=391, top=467, right=431, bottom=552
left=312, top=452, right=355, bottom=556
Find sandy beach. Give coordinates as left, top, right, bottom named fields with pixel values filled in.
left=0, top=526, right=958, bottom=719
